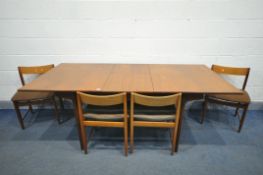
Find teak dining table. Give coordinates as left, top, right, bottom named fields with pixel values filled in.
left=19, top=63, right=241, bottom=152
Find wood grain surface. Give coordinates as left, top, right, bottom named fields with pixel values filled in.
left=20, top=63, right=241, bottom=94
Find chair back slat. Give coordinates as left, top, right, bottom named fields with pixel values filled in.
left=132, top=92, right=181, bottom=107
left=77, top=92, right=126, bottom=106
left=212, top=64, right=250, bottom=90
left=212, top=64, right=249, bottom=76
left=18, top=64, right=54, bottom=85
left=18, top=64, right=54, bottom=74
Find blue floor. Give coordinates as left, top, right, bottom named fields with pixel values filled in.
left=0, top=109, right=262, bottom=175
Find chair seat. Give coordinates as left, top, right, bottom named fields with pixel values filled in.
left=83, top=113, right=125, bottom=121
left=85, top=105, right=176, bottom=115
left=134, top=114, right=175, bottom=121
left=12, top=91, right=54, bottom=102
left=207, top=91, right=250, bottom=104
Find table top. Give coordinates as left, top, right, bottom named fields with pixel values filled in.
left=20, top=63, right=241, bottom=94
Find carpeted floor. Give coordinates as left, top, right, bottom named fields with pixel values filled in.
left=0, top=108, right=262, bottom=175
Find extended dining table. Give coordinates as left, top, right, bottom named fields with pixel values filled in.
left=19, top=63, right=241, bottom=152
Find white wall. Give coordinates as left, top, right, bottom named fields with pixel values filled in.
left=0, top=0, right=263, bottom=102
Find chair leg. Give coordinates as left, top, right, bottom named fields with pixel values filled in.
left=72, top=97, right=84, bottom=151
left=51, top=97, right=60, bottom=124
left=169, top=128, right=173, bottom=145
left=28, top=104, right=33, bottom=113
left=13, top=101, right=25, bottom=129
left=59, top=96, right=65, bottom=110
left=171, top=126, right=178, bottom=155
left=124, top=123, right=128, bottom=156
left=174, top=98, right=185, bottom=153
left=238, top=105, right=249, bottom=133
left=88, top=127, right=95, bottom=140
left=201, top=99, right=208, bottom=124
left=130, top=121, right=134, bottom=153
left=234, top=107, right=239, bottom=117
left=81, top=125, right=88, bottom=154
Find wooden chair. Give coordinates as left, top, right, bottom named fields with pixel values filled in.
left=76, top=92, right=128, bottom=156
left=11, top=64, right=60, bottom=129
left=130, top=92, right=182, bottom=155
left=201, top=64, right=250, bottom=132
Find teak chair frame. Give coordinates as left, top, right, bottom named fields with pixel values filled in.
left=12, top=64, right=59, bottom=129
left=201, top=64, right=250, bottom=132
left=77, top=92, right=128, bottom=156
left=130, top=92, right=182, bottom=155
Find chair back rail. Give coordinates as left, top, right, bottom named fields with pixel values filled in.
left=18, top=64, right=54, bottom=85
left=132, top=92, right=181, bottom=107
left=77, top=92, right=126, bottom=106
left=211, top=64, right=250, bottom=90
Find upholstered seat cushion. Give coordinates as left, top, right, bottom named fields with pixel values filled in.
left=133, top=104, right=176, bottom=121
left=83, top=113, right=125, bottom=121
left=134, top=114, right=175, bottom=121
left=85, top=103, right=176, bottom=114
left=84, top=103, right=176, bottom=121
left=83, top=104, right=125, bottom=121
left=207, top=90, right=250, bottom=104
left=12, top=91, right=54, bottom=102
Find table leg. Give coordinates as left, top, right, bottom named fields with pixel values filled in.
left=71, top=93, right=84, bottom=150
left=56, top=92, right=84, bottom=150
left=174, top=95, right=186, bottom=152
left=175, top=93, right=204, bottom=152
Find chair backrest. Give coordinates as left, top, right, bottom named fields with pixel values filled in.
left=131, top=92, right=182, bottom=122
left=77, top=92, right=128, bottom=117
left=18, top=64, right=54, bottom=85
left=211, top=64, right=250, bottom=90
left=132, top=93, right=181, bottom=107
